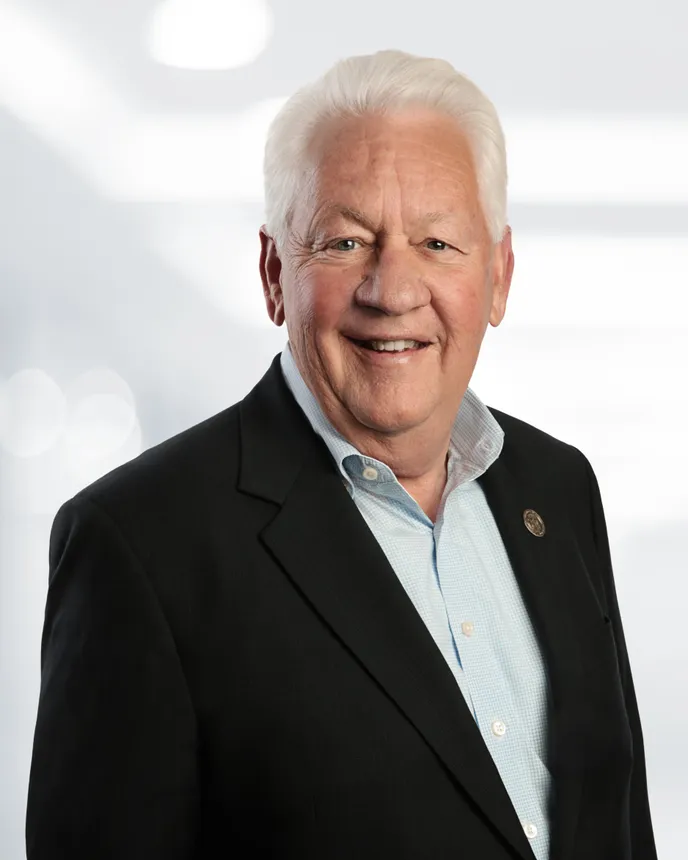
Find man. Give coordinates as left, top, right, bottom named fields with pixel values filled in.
left=26, top=50, right=657, bottom=859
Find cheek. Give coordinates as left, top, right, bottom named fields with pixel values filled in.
left=282, top=266, right=316, bottom=331
left=292, top=267, right=354, bottom=334
left=438, top=278, right=492, bottom=342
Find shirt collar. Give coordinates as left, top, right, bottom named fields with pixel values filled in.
left=279, top=342, right=504, bottom=491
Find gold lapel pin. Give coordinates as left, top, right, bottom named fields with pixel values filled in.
left=523, top=509, right=546, bottom=537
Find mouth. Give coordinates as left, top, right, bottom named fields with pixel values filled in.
left=345, top=337, right=431, bottom=354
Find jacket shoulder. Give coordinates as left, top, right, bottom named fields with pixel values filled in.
left=71, top=403, right=242, bottom=519
left=487, top=404, right=589, bottom=473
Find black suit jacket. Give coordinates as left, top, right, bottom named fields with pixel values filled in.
left=26, top=355, right=657, bottom=859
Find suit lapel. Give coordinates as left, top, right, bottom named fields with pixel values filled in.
left=239, top=357, right=588, bottom=860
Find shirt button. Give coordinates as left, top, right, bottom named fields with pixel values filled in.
left=362, top=466, right=378, bottom=481
left=491, top=720, right=506, bottom=737
left=461, top=621, right=475, bottom=637
left=523, top=822, right=538, bottom=840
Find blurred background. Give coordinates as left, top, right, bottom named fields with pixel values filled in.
left=1, top=0, right=686, bottom=857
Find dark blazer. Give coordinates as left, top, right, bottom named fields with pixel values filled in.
left=26, top=354, right=657, bottom=860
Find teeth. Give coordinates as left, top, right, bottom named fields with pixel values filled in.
left=368, top=339, right=421, bottom=352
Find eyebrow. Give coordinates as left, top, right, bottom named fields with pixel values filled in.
left=329, top=206, right=456, bottom=232
left=332, top=206, right=379, bottom=232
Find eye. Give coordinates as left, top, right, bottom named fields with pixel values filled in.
left=425, top=239, right=451, bottom=251
left=330, top=238, right=361, bottom=252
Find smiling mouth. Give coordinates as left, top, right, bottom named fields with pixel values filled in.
left=347, top=337, right=430, bottom=353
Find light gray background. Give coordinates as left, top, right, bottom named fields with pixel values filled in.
left=1, top=1, right=686, bottom=857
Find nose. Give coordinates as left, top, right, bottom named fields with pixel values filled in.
left=354, top=245, right=431, bottom=316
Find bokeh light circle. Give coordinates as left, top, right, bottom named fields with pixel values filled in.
left=64, top=393, right=138, bottom=462
left=0, top=369, right=66, bottom=458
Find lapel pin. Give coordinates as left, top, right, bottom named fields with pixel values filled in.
left=523, top=509, right=546, bottom=537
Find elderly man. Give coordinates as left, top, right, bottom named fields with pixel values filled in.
left=26, top=51, right=656, bottom=860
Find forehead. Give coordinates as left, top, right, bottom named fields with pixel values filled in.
left=304, top=109, right=480, bottom=215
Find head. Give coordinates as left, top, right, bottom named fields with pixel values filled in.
left=259, top=50, right=514, bottom=449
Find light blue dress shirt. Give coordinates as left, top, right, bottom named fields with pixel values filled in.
left=280, top=343, right=552, bottom=859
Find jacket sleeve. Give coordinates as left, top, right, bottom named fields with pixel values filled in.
left=581, top=454, right=658, bottom=860
left=26, top=495, right=200, bottom=859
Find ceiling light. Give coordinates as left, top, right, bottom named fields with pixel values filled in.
left=147, top=0, right=273, bottom=71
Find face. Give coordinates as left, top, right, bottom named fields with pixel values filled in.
left=259, top=109, right=514, bottom=443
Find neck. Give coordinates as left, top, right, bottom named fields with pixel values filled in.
left=397, top=460, right=449, bottom=523
left=331, top=415, right=453, bottom=522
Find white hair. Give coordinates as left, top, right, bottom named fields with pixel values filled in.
left=263, top=49, right=508, bottom=249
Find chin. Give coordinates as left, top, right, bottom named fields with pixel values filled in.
left=353, top=403, right=432, bottom=435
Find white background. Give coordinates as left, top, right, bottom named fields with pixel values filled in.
left=1, top=1, right=686, bottom=857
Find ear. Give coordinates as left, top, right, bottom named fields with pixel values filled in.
left=259, top=226, right=285, bottom=326
left=488, top=225, right=514, bottom=327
